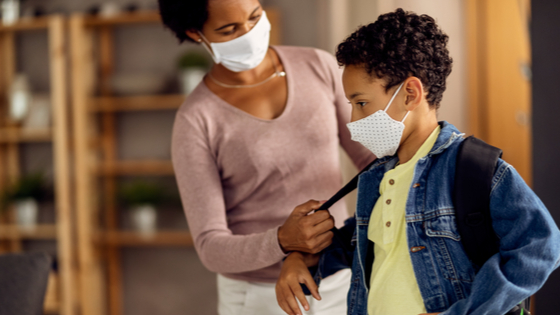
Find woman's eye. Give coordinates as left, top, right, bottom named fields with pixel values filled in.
left=221, top=28, right=236, bottom=36
left=250, top=14, right=261, bottom=21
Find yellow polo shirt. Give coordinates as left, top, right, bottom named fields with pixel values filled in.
left=367, top=126, right=440, bottom=315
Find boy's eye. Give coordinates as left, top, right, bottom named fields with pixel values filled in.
left=356, top=101, right=368, bottom=107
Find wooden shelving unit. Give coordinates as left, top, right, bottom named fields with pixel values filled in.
left=0, top=224, right=58, bottom=239
left=0, top=127, right=52, bottom=142
left=98, top=230, right=193, bottom=247
left=70, top=11, right=192, bottom=315
left=0, top=15, right=75, bottom=315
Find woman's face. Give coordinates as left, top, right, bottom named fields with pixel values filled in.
left=191, top=0, right=263, bottom=43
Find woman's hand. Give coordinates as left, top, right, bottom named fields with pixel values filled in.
left=276, top=251, right=321, bottom=315
left=278, top=200, right=334, bottom=254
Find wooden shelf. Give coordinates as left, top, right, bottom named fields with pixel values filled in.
left=90, top=94, right=185, bottom=112
left=99, top=230, right=193, bottom=247
left=0, top=128, right=52, bottom=143
left=84, top=11, right=161, bottom=27
left=0, top=224, right=57, bottom=240
left=0, top=17, right=50, bottom=32
left=0, top=14, right=76, bottom=315
left=43, top=271, right=60, bottom=314
left=96, top=160, right=174, bottom=176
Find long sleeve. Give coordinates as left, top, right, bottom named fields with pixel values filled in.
left=172, top=111, right=286, bottom=274
left=314, top=49, right=375, bottom=170
left=442, top=162, right=560, bottom=314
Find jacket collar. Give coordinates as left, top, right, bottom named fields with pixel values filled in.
left=366, top=121, right=464, bottom=171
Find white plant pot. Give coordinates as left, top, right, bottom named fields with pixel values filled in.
left=14, top=198, right=39, bottom=232
left=1, top=0, right=20, bottom=25
left=9, top=74, right=31, bottom=122
left=180, top=68, right=207, bottom=95
left=130, top=205, right=157, bottom=238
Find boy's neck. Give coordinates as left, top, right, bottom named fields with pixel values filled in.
left=396, top=114, right=439, bottom=165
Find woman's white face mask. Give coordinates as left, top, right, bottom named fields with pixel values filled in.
left=199, top=10, right=271, bottom=72
left=346, top=82, right=409, bottom=159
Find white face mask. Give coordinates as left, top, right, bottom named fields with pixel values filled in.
left=199, top=10, right=271, bottom=72
left=347, top=82, right=409, bottom=159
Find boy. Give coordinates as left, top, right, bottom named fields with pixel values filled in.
left=275, top=9, right=560, bottom=315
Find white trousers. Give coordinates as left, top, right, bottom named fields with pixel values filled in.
left=217, top=269, right=351, bottom=315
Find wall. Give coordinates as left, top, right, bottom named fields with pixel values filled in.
left=531, top=0, right=560, bottom=313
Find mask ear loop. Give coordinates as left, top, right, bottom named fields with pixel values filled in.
left=197, top=31, right=219, bottom=63
left=383, top=82, right=409, bottom=122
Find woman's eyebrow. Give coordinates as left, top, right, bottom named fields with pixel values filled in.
left=214, top=6, right=261, bottom=31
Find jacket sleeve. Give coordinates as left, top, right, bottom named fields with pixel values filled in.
left=442, top=161, right=560, bottom=315
left=305, top=216, right=356, bottom=292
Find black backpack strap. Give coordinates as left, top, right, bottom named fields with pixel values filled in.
left=315, top=159, right=376, bottom=257
left=453, top=136, right=502, bottom=267
left=317, top=159, right=376, bottom=212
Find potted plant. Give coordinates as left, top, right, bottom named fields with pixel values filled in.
left=2, top=172, right=47, bottom=231
left=177, top=50, right=211, bottom=95
left=120, top=181, right=165, bottom=237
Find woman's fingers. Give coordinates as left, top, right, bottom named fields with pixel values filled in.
left=312, top=215, right=335, bottom=233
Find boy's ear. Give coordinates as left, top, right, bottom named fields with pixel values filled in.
left=403, top=77, right=424, bottom=111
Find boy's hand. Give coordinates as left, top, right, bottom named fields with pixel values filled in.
left=278, top=200, right=334, bottom=254
left=276, top=251, right=321, bottom=315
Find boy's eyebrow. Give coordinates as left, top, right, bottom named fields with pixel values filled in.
left=348, top=92, right=365, bottom=100
left=214, top=6, right=261, bottom=31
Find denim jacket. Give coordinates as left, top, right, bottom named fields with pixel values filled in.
left=314, top=121, right=560, bottom=315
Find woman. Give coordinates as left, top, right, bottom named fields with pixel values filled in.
left=158, top=0, right=373, bottom=313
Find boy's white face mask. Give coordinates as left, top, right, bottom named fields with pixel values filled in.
left=346, top=82, right=409, bottom=159
left=199, top=11, right=271, bottom=72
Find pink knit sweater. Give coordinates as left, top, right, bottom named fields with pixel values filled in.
left=171, top=46, right=373, bottom=283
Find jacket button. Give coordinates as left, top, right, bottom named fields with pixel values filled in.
left=413, top=183, right=421, bottom=188
left=389, top=179, right=395, bottom=185
left=386, top=221, right=391, bottom=227
left=411, top=246, right=426, bottom=252
left=386, top=199, right=392, bottom=205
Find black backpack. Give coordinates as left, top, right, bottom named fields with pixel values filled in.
left=317, top=136, right=530, bottom=314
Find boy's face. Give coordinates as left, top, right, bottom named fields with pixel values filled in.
left=342, top=65, right=407, bottom=123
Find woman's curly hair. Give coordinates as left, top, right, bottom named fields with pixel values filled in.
left=336, top=8, right=452, bottom=109
left=158, top=0, right=208, bottom=43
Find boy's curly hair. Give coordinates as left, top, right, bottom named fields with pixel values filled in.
left=336, top=8, right=452, bottom=109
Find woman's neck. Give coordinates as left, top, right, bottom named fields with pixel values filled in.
left=209, top=47, right=276, bottom=85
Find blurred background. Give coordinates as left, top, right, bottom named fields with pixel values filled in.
left=0, top=0, right=558, bottom=314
